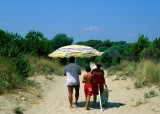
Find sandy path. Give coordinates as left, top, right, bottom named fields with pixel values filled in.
left=24, top=71, right=160, bottom=114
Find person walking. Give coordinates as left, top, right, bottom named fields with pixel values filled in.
left=82, top=66, right=94, bottom=110
left=91, top=62, right=107, bottom=108
left=64, top=56, right=81, bottom=108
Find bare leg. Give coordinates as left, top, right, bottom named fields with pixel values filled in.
left=93, top=94, right=97, bottom=108
left=74, top=85, right=80, bottom=106
left=86, top=95, right=91, bottom=110
left=68, top=86, right=73, bottom=108
left=85, top=95, right=87, bottom=101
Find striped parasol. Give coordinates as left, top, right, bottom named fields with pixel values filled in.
left=48, top=45, right=103, bottom=58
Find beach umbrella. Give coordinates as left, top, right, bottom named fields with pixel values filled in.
left=48, top=45, right=103, bottom=58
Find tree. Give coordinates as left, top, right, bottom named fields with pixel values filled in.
left=141, top=37, right=160, bottom=61
left=50, top=34, right=73, bottom=50
left=96, top=39, right=112, bottom=51
left=0, top=29, right=24, bottom=57
left=153, top=37, right=160, bottom=49
left=76, top=40, right=102, bottom=48
left=85, top=40, right=102, bottom=48
left=97, top=49, right=112, bottom=68
left=75, top=41, right=86, bottom=45
left=24, top=30, right=52, bottom=56
left=128, top=35, right=150, bottom=61
left=38, top=37, right=52, bottom=56
left=140, top=47, right=160, bottom=61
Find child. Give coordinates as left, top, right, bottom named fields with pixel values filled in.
left=82, top=66, right=94, bottom=110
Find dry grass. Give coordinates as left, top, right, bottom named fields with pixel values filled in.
left=24, top=87, right=43, bottom=99
left=107, top=60, right=160, bottom=88
left=30, top=57, right=64, bottom=76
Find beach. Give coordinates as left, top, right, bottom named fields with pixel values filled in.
left=0, top=70, right=160, bottom=114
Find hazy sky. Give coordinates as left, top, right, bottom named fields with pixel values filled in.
left=0, top=0, right=160, bottom=43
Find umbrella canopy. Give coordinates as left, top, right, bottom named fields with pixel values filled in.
left=48, top=45, right=103, bottom=58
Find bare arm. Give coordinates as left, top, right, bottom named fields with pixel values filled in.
left=102, top=70, right=107, bottom=87
left=104, top=78, right=107, bottom=87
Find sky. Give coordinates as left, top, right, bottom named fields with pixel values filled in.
left=0, top=0, right=160, bottom=43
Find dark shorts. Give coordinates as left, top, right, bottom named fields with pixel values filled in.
left=93, top=83, right=104, bottom=95
left=67, top=85, right=80, bottom=87
left=67, top=85, right=80, bottom=93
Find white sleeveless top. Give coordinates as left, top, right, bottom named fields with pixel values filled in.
left=65, top=63, right=81, bottom=86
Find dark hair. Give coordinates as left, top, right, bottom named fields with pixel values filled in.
left=69, top=56, right=75, bottom=63
left=96, top=64, right=102, bottom=68
left=86, top=66, right=91, bottom=72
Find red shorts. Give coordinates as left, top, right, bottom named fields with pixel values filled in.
left=93, top=83, right=104, bottom=95
left=84, top=84, right=93, bottom=96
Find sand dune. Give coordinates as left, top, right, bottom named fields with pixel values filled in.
left=0, top=71, right=160, bottom=114
left=25, top=71, right=160, bottom=114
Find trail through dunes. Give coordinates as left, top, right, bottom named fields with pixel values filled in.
left=24, top=71, right=160, bottom=114
left=0, top=71, right=160, bottom=114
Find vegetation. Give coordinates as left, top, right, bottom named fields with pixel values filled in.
left=107, top=60, right=160, bottom=88
left=0, top=28, right=160, bottom=94
left=0, top=29, right=67, bottom=94
left=50, top=34, right=73, bottom=51
left=144, top=89, right=157, bottom=99
left=14, top=106, right=24, bottom=114
left=29, top=56, right=64, bottom=76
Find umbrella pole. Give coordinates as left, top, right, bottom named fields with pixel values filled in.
left=98, top=84, right=103, bottom=112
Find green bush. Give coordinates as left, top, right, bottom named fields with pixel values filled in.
left=134, top=80, right=143, bottom=88
left=0, top=56, right=16, bottom=75
left=0, top=74, right=9, bottom=94
left=7, top=73, right=25, bottom=89
left=15, top=55, right=32, bottom=78
left=0, top=54, right=65, bottom=94
left=0, top=72, right=29, bottom=94
left=144, top=89, right=157, bottom=99
left=14, top=106, right=24, bottom=114
left=76, top=58, right=90, bottom=69
left=0, top=56, right=16, bottom=94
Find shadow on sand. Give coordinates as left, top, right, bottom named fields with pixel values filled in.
left=103, top=102, right=126, bottom=109
left=78, top=101, right=126, bottom=109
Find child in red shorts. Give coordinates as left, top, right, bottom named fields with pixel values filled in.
left=82, top=66, right=94, bottom=110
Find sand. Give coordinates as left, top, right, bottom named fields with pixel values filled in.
left=0, top=70, right=160, bottom=114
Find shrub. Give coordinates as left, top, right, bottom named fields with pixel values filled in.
left=15, top=54, right=32, bottom=78
left=7, top=73, right=25, bottom=89
left=14, top=107, right=24, bottom=114
left=0, top=74, right=9, bottom=94
left=0, top=56, right=16, bottom=75
left=0, top=56, right=16, bottom=94
left=76, top=58, right=90, bottom=69
left=144, top=89, right=157, bottom=99
left=134, top=80, right=143, bottom=88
